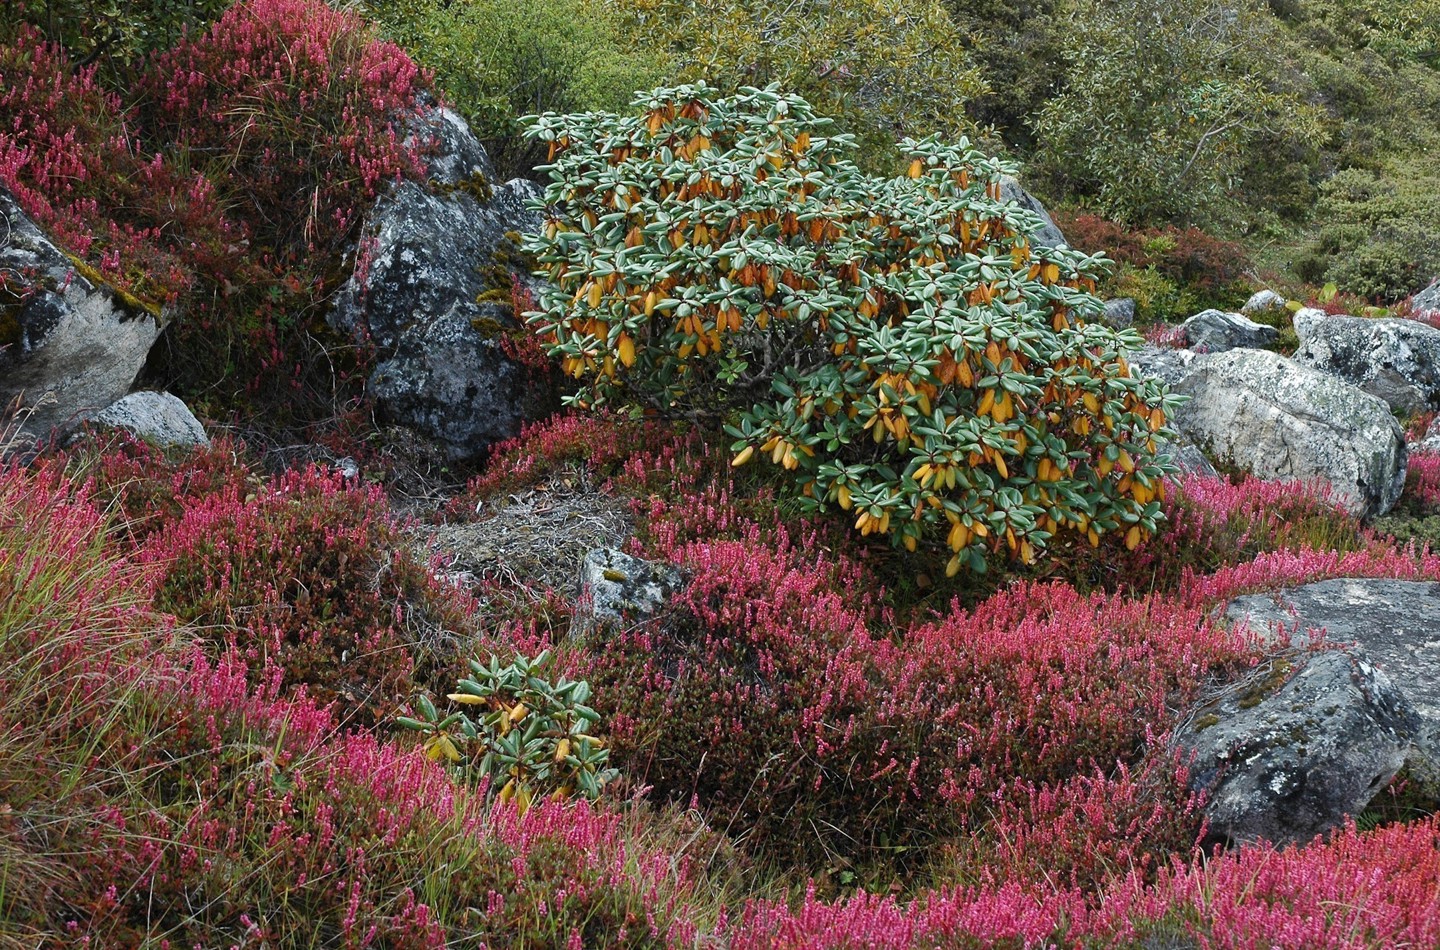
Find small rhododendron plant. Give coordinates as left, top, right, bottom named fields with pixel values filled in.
left=524, top=84, right=1181, bottom=571
left=398, top=651, right=618, bottom=809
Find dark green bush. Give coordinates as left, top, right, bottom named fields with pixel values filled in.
left=362, top=0, right=659, bottom=179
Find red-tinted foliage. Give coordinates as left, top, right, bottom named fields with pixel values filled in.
left=1055, top=211, right=1252, bottom=292
left=1406, top=451, right=1440, bottom=512
left=141, top=0, right=423, bottom=261
left=143, top=465, right=469, bottom=722
left=39, top=431, right=254, bottom=549
left=0, top=2, right=430, bottom=416
left=445, top=411, right=663, bottom=514
left=730, top=818, right=1440, bottom=948
left=0, top=25, right=222, bottom=308
left=582, top=530, right=1248, bottom=870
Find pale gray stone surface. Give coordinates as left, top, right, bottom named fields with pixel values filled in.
left=1293, top=307, right=1440, bottom=414
left=95, top=391, right=207, bottom=448
left=1, top=190, right=159, bottom=453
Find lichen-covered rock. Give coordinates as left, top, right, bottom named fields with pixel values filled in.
left=1180, top=309, right=1279, bottom=352
left=95, top=391, right=208, bottom=448
left=573, top=548, right=685, bottom=639
left=1174, top=649, right=1418, bottom=848
left=1412, top=278, right=1440, bottom=320
left=1163, top=349, right=1407, bottom=517
left=1242, top=289, right=1288, bottom=316
left=1103, top=297, right=1135, bottom=329
left=1, top=190, right=160, bottom=453
left=1292, top=308, right=1440, bottom=414
left=1127, top=343, right=1196, bottom=389
left=997, top=176, right=1066, bottom=250
left=330, top=103, right=546, bottom=460
left=1227, top=578, right=1440, bottom=793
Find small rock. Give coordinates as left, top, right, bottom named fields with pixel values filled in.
left=1103, top=297, right=1136, bottom=329
left=1180, top=309, right=1279, bottom=353
left=1174, top=649, right=1418, bottom=848
left=1242, top=289, right=1289, bottom=316
left=94, top=391, right=208, bottom=448
left=573, top=548, right=685, bottom=639
left=1412, top=278, right=1440, bottom=319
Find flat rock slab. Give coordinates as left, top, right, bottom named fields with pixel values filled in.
left=1227, top=578, right=1440, bottom=788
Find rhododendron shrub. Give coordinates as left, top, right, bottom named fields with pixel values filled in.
left=525, top=84, right=1181, bottom=571
left=144, top=466, right=470, bottom=722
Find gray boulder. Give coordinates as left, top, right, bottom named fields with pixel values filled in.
left=0, top=190, right=160, bottom=453
left=998, top=176, right=1066, bottom=250
left=1163, top=349, right=1406, bottom=517
left=95, top=391, right=207, bottom=448
left=1242, top=289, right=1289, bottom=317
left=1162, top=437, right=1219, bottom=479
left=331, top=104, right=545, bottom=461
left=1228, top=578, right=1440, bottom=792
left=1181, top=309, right=1279, bottom=352
left=573, top=548, right=685, bottom=639
left=1413, top=278, right=1440, bottom=319
left=1175, top=649, right=1418, bottom=848
left=1127, top=343, right=1196, bottom=389
left=1292, top=308, right=1440, bottom=414
left=1102, top=297, right=1136, bottom=329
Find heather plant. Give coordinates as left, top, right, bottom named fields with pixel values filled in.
left=137, top=0, right=427, bottom=405
left=145, top=465, right=471, bottom=723
left=398, top=651, right=618, bottom=809
left=526, top=85, right=1181, bottom=573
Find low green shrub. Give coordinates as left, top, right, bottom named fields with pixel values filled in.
left=398, top=650, right=619, bottom=807
left=362, top=0, right=659, bottom=179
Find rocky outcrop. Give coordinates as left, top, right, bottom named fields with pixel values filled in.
left=330, top=103, right=546, bottom=461
left=1174, top=649, right=1418, bottom=848
left=998, top=176, right=1066, bottom=250
left=1, top=190, right=160, bottom=453
left=1180, top=309, right=1278, bottom=352
left=1227, top=578, right=1440, bottom=791
left=572, top=548, right=685, bottom=640
left=1157, top=348, right=1406, bottom=517
left=1292, top=308, right=1440, bottom=414
left=95, top=391, right=208, bottom=448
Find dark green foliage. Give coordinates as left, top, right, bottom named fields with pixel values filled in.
left=10, top=0, right=230, bottom=82
left=361, top=0, right=660, bottom=179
